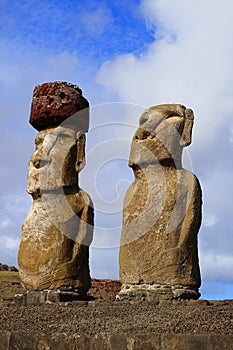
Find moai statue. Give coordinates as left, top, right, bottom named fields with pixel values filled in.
left=18, top=82, right=93, bottom=298
left=118, top=104, right=202, bottom=301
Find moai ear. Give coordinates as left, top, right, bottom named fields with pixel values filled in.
left=180, top=108, right=194, bottom=147
left=75, top=133, right=86, bottom=172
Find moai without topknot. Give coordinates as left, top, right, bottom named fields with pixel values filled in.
left=18, top=82, right=93, bottom=300
left=118, top=104, right=202, bottom=301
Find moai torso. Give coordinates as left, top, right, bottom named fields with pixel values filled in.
left=118, top=104, right=202, bottom=301
left=18, top=82, right=93, bottom=293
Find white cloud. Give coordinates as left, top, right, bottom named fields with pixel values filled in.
left=0, top=235, right=19, bottom=250
left=200, top=252, right=233, bottom=283
left=203, top=214, right=217, bottom=228
left=0, top=219, right=12, bottom=228
left=96, top=0, right=233, bottom=149
left=81, top=8, right=113, bottom=37
left=140, top=0, right=233, bottom=41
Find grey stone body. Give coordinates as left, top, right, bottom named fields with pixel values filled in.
left=118, top=104, right=202, bottom=301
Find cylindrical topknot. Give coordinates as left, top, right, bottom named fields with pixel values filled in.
left=29, top=81, right=89, bottom=131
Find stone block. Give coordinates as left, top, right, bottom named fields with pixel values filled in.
left=26, top=290, right=47, bottom=304
left=13, top=293, right=27, bottom=306
left=0, top=332, right=10, bottom=350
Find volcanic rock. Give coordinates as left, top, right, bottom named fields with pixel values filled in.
left=29, top=81, right=89, bottom=131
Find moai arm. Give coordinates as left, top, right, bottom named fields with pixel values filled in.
left=52, top=190, right=93, bottom=291
left=178, top=171, right=202, bottom=249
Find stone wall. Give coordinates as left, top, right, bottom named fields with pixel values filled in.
left=0, top=332, right=232, bottom=350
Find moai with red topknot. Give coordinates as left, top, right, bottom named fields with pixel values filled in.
left=18, top=82, right=93, bottom=302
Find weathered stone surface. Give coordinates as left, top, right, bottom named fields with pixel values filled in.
left=14, top=290, right=89, bottom=305
left=27, top=127, right=80, bottom=194
left=29, top=81, right=89, bottom=131
left=18, top=82, right=93, bottom=293
left=0, top=332, right=10, bottom=350
left=13, top=293, right=26, bottom=306
left=118, top=104, right=202, bottom=300
left=1, top=332, right=233, bottom=350
left=19, top=189, right=93, bottom=291
left=90, top=278, right=122, bottom=301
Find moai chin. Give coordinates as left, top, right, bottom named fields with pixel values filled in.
left=118, top=104, right=202, bottom=301
left=18, top=82, right=93, bottom=296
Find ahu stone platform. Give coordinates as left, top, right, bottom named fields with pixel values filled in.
left=0, top=332, right=232, bottom=350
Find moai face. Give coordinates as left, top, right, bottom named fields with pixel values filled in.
left=129, top=104, right=194, bottom=169
left=27, top=126, right=86, bottom=197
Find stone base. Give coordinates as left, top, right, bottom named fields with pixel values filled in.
left=14, top=290, right=90, bottom=306
left=116, top=283, right=200, bottom=302
left=1, top=332, right=233, bottom=350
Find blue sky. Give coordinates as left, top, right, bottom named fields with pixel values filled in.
left=0, top=1, right=153, bottom=64
left=0, top=0, right=233, bottom=300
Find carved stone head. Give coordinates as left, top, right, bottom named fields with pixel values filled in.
left=129, top=104, right=194, bottom=170
left=27, top=81, right=90, bottom=197
left=27, top=126, right=86, bottom=197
